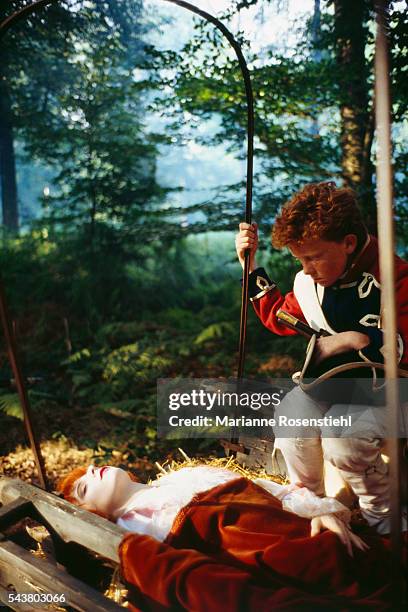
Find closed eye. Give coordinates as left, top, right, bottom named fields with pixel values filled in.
left=76, top=481, right=88, bottom=499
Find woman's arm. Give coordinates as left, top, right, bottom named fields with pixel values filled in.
left=254, top=478, right=368, bottom=555
left=254, top=478, right=349, bottom=519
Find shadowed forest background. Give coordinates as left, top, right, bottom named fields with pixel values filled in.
left=0, top=0, right=407, bottom=482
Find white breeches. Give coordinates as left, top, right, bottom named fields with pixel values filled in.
left=273, top=386, right=398, bottom=534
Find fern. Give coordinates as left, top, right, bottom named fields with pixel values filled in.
left=194, top=322, right=234, bottom=345
left=0, top=393, right=23, bottom=420
left=0, top=390, right=55, bottom=421
left=95, top=399, right=139, bottom=418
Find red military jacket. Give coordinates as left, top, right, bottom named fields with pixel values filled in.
left=249, top=236, right=408, bottom=370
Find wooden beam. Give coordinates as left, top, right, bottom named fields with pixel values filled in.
left=0, top=478, right=124, bottom=563
left=0, top=539, right=123, bottom=611
left=0, top=497, right=33, bottom=530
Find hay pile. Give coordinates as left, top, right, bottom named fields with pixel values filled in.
left=154, top=447, right=286, bottom=485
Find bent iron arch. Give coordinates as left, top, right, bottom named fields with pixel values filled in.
left=0, top=0, right=254, bottom=380
left=0, top=1, right=254, bottom=491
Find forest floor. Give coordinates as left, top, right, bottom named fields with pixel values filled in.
left=0, top=307, right=302, bottom=489
left=0, top=401, right=223, bottom=489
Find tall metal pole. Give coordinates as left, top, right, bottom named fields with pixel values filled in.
left=374, top=0, right=404, bottom=599
left=0, top=278, right=48, bottom=490
left=159, top=1, right=254, bottom=452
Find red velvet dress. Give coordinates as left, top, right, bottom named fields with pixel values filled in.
left=119, top=478, right=397, bottom=611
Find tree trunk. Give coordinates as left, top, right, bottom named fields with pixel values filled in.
left=334, top=0, right=375, bottom=232
left=0, top=76, right=19, bottom=232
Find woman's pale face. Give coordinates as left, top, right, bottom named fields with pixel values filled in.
left=72, top=465, right=135, bottom=518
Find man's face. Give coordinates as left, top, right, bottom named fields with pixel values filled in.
left=288, top=235, right=357, bottom=287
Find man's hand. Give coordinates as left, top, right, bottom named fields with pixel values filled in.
left=235, top=222, right=258, bottom=272
left=313, top=331, right=370, bottom=366
left=311, top=515, right=369, bottom=557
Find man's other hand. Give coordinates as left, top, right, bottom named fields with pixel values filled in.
left=313, top=331, right=370, bottom=365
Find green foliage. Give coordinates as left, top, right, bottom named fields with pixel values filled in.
left=102, top=343, right=172, bottom=387
left=144, top=0, right=407, bottom=236
left=95, top=399, right=138, bottom=418
left=0, top=393, right=22, bottom=420
left=39, top=32, right=168, bottom=235
left=0, top=223, right=307, bottom=461
left=1, top=0, right=184, bottom=241
left=0, top=390, right=56, bottom=420
left=194, top=322, right=235, bottom=345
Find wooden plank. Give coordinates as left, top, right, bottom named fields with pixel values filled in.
left=0, top=585, right=38, bottom=611
left=0, top=498, right=33, bottom=531
left=0, top=478, right=124, bottom=563
left=0, top=539, right=123, bottom=611
left=236, top=435, right=285, bottom=476
left=239, top=435, right=275, bottom=452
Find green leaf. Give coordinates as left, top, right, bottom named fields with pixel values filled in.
left=194, top=322, right=234, bottom=345
left=95, top=399, right=138, bottom=418
left=0, top=393, right=23, bottom=420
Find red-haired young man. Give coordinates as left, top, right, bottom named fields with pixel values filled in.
left=236, top=181, right=408, bottom=533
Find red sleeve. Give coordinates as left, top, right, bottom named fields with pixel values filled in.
left=252, top=287, right=307, bottom=336
left=119, top=533, right=345, bottom=612
left=396, top=265, right=408, bottom=369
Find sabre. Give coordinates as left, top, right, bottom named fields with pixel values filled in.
left=276, top=309, right=331, bottom=339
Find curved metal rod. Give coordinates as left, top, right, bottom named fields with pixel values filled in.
left=0, top=1, right=254, bottom=471
left=0, top=0, right=254, bottom=381
left=0, top=0, right=59, bottom=36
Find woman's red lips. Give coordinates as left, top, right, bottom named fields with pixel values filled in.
left=99, top=466, right=109, bottom=480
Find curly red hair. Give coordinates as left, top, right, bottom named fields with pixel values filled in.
left=272, top=182, right=367, bottom=249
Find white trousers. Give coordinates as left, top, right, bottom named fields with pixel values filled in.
left=273, top=386, right=396, bottom=534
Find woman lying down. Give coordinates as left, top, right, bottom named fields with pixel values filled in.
left=59, top=463, right=395, bottom=611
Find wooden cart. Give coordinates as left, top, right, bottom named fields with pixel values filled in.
left=0, top=477, right=125, bottom=611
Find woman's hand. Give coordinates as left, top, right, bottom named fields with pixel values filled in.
left=313, top=331, right=370, bottom=366
left=311, top=514, right=369, bottom=557
left=235, top=222, right=258, bottom=271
